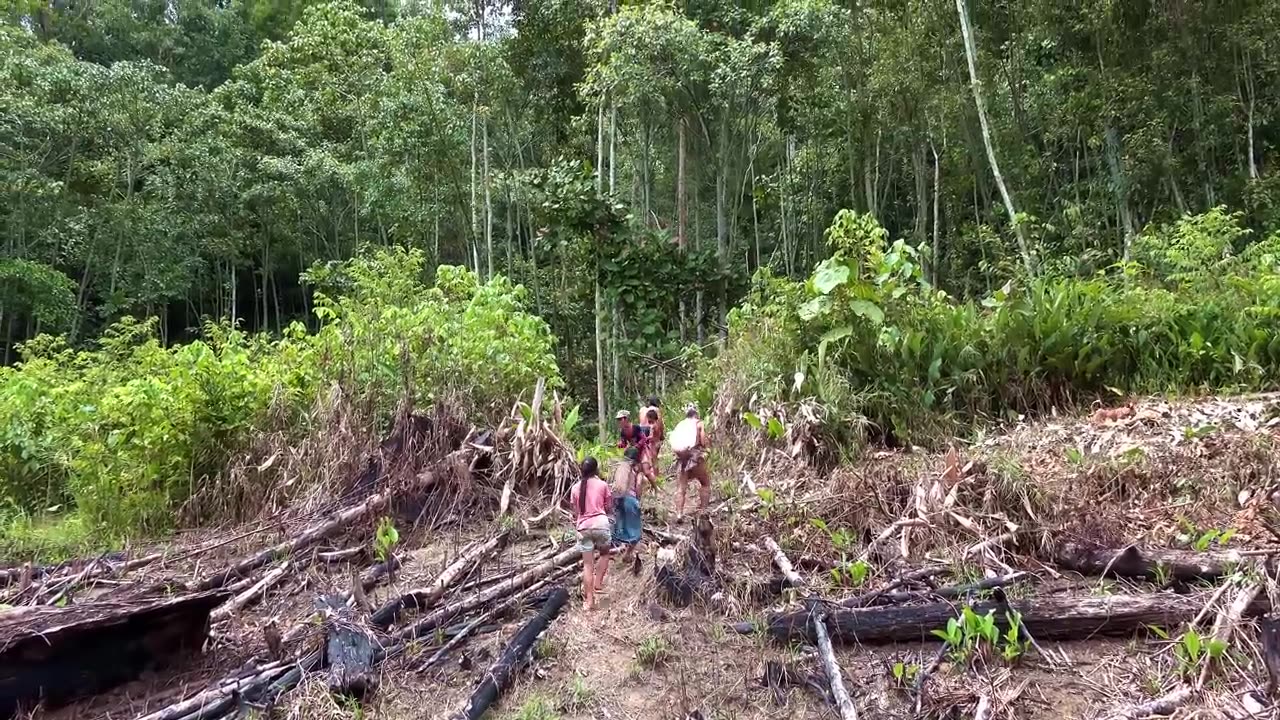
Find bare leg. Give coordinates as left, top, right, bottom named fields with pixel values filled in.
left=675, top=470, right=689, bottom=517
left=594, top=551, right=612, bottom=593
left=695, top=463, right=711, bottom=510
left=581, top=549, right=595, bottom=610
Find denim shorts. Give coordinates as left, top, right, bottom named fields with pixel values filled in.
left=577, top=525, right=612, bottom=552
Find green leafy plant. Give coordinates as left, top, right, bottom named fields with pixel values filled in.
left=374, top=517, right=399, bottom=564
left=890, top=661, right=920, bottom=688
left=1174, top=628, right=1228, bottom=677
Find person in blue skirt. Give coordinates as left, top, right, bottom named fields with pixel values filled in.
left=611, top=446, right=644, bottom=573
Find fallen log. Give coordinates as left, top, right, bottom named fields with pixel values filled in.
left=745, top=592, right=1271, bottom=645
left=418, top=568, right=572, bottom=671
left=0, top=591, right=229, bottom=717
left=278, top=554, right=402, bottom=648
left=193, top=489, right=401, bottom=592
left=763, top=536, right=804, bottom=589
left=318, top=548, right=365, bottom=564
left=133, top=660, right=290, bottom=720
left=847, top=572, right=1031, bottom=608
left=453, top=587, right=570, bottom=720
left=1054, top=543, right=1243, bottom=583
left=211, top=561, right=291, bottom=621
left=395, top=552, right=578, bottom=641
left=371, top=531, right=511, bottom=629
left=811, top=607, right=858, bottom=720
left=839, top=566, right=951, bottom=608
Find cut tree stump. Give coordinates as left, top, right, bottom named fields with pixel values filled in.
left=453, top=587, right=570, bottom=720
left=656, top=516, right=717, bottom=607
left=0, top=591, right=229, bottom=717
left=747, top=593, right=1271, bottom=645
left=1054, top=543, right=1243, bottom=583
left=1260, top=616, right=1280, bottom=696
left=319, top=595, right=379, bottom=700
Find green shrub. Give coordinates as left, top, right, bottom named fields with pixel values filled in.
left=0, top=249, right=561, bottom=556
left=711, top=210, right=1280, bottom=448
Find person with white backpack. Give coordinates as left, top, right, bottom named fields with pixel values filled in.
left=669, top=403, right=710, bottom=518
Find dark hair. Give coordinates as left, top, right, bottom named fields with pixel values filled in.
left=646, top=408, right=658, bottom=422
left=578, top=456, right=599, bottom=515
left=623, top=446, right=640, bottom=463
left=647, top=395, right=660, bottom=407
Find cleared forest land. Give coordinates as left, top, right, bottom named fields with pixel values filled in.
left=5, top=392, right=1279, bottom=720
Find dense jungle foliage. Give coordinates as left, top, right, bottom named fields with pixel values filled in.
left=3, top=0, right=1280, bottom=555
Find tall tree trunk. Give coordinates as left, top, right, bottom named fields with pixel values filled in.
left=609, top=105, right=617, bottom=195
left=483, top=116, right=493, bottom=279
left=955, top=0, right=1035, bottom=276
left=1240, top=48, right=1259, bottom=180
left=1104, top=125, right=1137, bottom=260
left=594, top=279, right=607, bottom=443
left=676, top=116, right=688, bottom=344
left=931, top=141, right=941, bottom=286
left=470, top=101, right=480, bottom=274
left=677, top=118, right=688, bottom=248
left=596, top=102, right=605, bottom=195
left=913, top=142, right=928, bottom=243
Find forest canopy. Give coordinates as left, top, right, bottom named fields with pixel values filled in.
left=2, top=0, right=1280, bottom=554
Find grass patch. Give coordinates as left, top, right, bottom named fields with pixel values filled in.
left=563, top=674, right=595, bottom=712
left=506, top=695, right=560, bottom=720
left=634, top=634, right=673, bottom=670
left=534, top=635, right=563, bottom=661
left=0, top=512, right=109, bottom=563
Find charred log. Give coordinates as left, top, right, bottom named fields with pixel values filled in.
left=1054, top=543, right=1243, bottom=583
left=453, top=587, right=570, bottom=720
left=747, top=593, right=1271, bottom=645
left=0, top=591, right=228, bottom=717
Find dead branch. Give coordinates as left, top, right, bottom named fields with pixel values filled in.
left=811, top=606, right=858, bottom=720
left=763, top=536, right=804, bottom=589
left=370, top=531, right=510, bottom=628
left=1197, top=581, right=1263, bottom=688
left=211, top=561, right=292, bottom=621
left=395, top=548, right=579, bottom=641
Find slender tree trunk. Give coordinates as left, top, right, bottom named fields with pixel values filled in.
left=1242, top=49, right=1259, bottom=180
left=913, top=142, right=928, bottom=243
left=596, top=102, right=605, bottom=195
left=483, top=116, right=493, bottom=279
left=609, top=104, right=617, bottom=195
left=676, top=118, right=688, bottom=248
left=470, top=101, right=480, bottom=274
left=955, top=0, right=1035, bottom=276
left=931, top=141, right=941, bottom=286
left=676, top=116, right=688, bottom=344
left=1104, top=125, right=1137, bottom=260
left=594, top=279, right=607, bottom=442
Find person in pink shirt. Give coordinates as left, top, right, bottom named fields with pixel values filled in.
left=569, top=456, right=613, bottom=610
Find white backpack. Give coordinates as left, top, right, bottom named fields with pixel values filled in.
left=669, top=417, right=699, bottom=453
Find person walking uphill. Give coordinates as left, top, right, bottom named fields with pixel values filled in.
left=569, top=457, right=613, bottom=610
left=616, top=409, right=657, bottom=494
left=670, top=403, right=711, bottom=519
left=611, top=446, right=644, bottom=574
